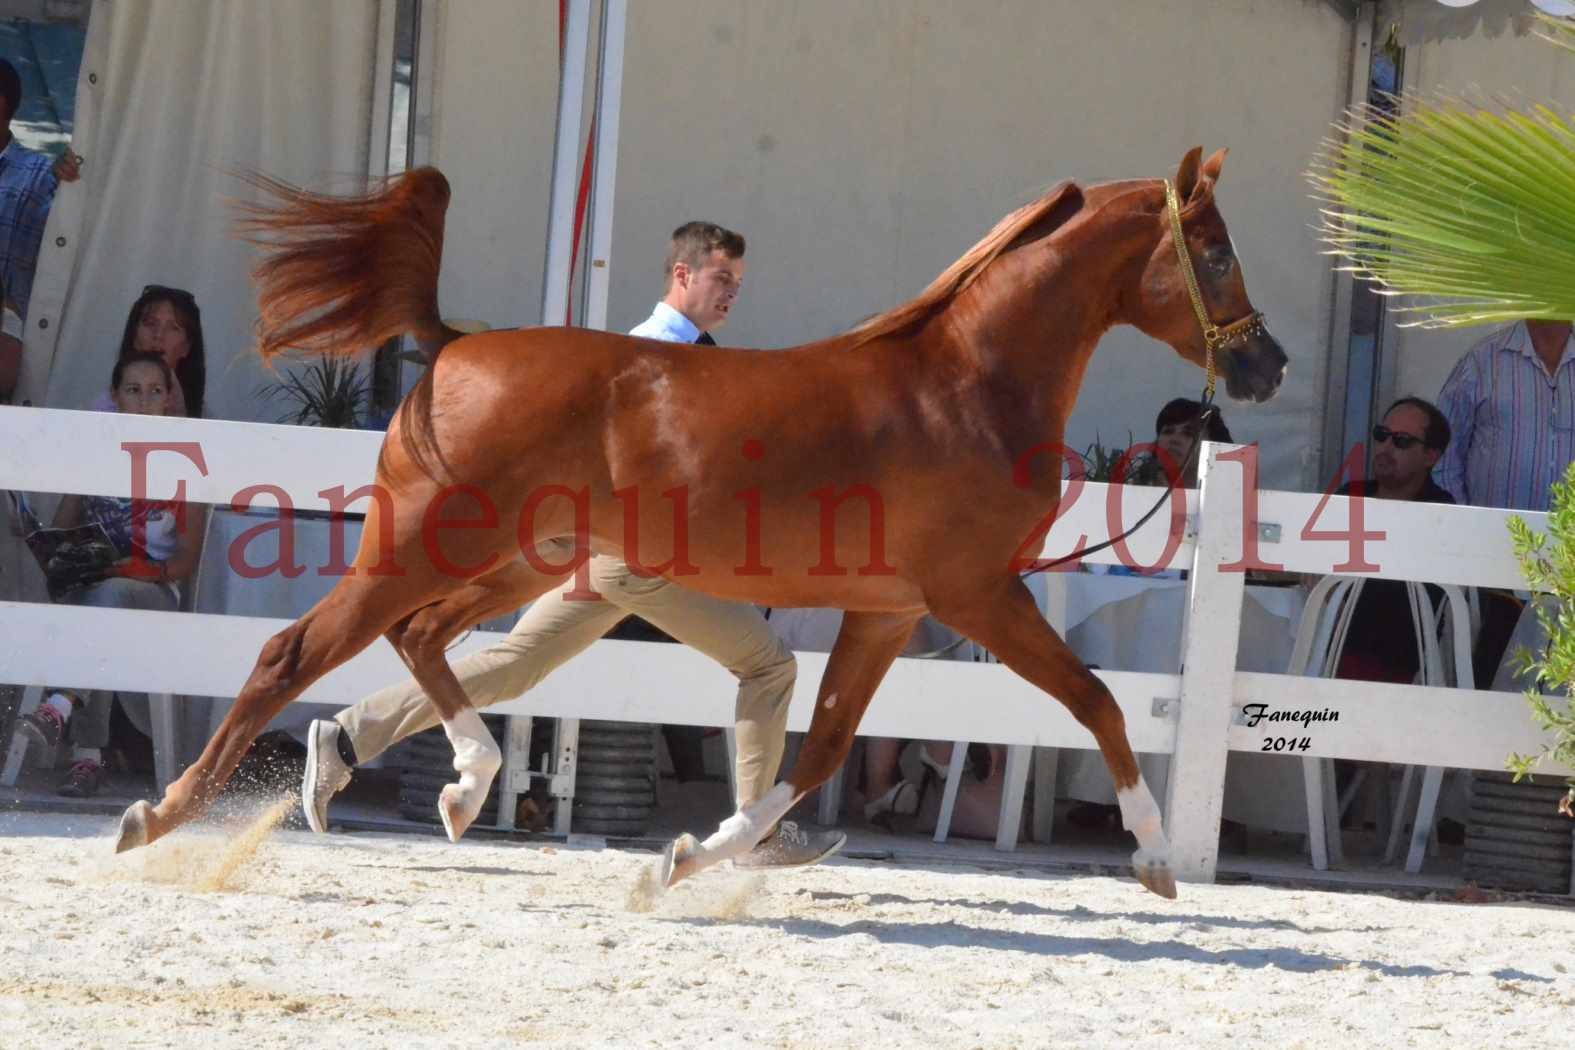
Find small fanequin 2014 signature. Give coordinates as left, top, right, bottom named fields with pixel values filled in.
left=1240, top=703, right=1339, bottom=753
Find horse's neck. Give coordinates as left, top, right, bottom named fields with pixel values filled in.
left=954, top=202, right=1154, bottom=394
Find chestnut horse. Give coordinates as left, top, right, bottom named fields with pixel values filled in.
left=113, top=146, right=1285, bottom=899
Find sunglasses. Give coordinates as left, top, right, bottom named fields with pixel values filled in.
left=1372, top=425, right=1427, bottom=451
left=141, top=284, right=196, bottom=304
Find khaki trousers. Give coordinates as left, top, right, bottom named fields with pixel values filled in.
left=337, top=551, right=795, bottom=808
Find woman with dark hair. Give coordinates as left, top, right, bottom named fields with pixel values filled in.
left=1148, top=396, right=1233, bottom=488
left=1094, top=397, right=1237, bottom=580
left=17, top=350, right=208, bottom=796
left=89, top=285, right=206, bottom=417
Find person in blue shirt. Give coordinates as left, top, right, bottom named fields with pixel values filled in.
left=0, top=56, right=79, bottom=401
left=0, top=57, right=80, bottom=322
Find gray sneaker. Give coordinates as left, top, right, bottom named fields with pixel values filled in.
left=302, top=719, right=352, bottom=833
left=733, top=821, right=846, bottom=871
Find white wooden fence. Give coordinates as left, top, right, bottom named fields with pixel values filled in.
left=1, top=405, right=1569, bottom=883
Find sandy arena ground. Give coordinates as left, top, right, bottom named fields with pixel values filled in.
left=2, top=802, right=1573, bottom=1050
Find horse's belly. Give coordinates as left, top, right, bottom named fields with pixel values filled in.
left=654, top=567, right=928, bottom=613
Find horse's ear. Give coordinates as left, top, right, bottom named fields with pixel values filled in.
left=1174, top=147, right=1203, bottom=202
left=1199, top=148, right=1228, bottom=185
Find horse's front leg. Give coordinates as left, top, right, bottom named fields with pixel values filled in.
left=932, top=578, right=1176, bottom=899
left=115, top=573, right=443, bottom=853
left=658, top=610, right=920, bottom=888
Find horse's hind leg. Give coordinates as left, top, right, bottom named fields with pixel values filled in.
left=661, top=610, right=920, bottom=887
left=114, top=568, right=459, bottom=853
left=932, top=578, right=1176, bottom=899
left=382, top=561, right=563, bottom=841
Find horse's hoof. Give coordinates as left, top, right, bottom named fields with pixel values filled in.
left=660, top=833, right=700, bottom=888
left=114, top=800, right=153, bottom=854
left=438, top=784, right=476, bottom=844
left=1132, top=849, right=1177, bottom=900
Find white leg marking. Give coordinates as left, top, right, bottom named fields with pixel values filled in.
left=1117, top=780, right=1169, bottom=855
left=822, top=691, right=838, bottom=710
left=441, top=707, right=502, bottom=834
left=696, top=782, right=797, bottom=867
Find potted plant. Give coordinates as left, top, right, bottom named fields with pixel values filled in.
left=1073, top=433, right=1150, bottom=484
left=256, top=355, right=370, bottom=429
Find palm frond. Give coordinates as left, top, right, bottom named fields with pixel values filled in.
left=1309, top=81, right=1575, bottom=328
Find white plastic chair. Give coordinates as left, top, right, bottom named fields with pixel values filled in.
left=929, top=644, right=1040, bottom=850
left=1291, top=576, right=1472, bottom=873
left=3, top=633, right=188, bottom=795
left=2, top=506, right=219, bottom=795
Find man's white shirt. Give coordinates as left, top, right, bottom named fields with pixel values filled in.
left=629, top=301, right=701, bottom=344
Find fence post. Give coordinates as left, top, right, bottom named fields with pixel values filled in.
left=1165, top=441, right=1249, bottom=881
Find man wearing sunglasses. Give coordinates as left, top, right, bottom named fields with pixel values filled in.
left=1331, top=397, right=1455, bottom=687
left=1326, top=399, right=1461, bottom=837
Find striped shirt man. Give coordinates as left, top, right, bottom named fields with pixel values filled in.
left=1432, top=321, right=1575, bottom=512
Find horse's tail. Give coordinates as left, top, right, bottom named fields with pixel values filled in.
left=234, top=166, right=461, bottom=481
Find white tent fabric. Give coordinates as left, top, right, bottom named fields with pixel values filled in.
left=17, top=0, right=380, bottom=422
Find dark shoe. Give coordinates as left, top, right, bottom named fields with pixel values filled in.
left=16, top=704, right=67, bottom=759
left=733, top=821, right=846, bottom=870
left=57, top=759, right=104, bottom=798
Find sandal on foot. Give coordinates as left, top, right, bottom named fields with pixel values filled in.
left=863, top=780, right=920, bottom=825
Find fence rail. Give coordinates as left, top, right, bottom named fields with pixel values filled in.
left=1, top=406, right=1569, bottom=883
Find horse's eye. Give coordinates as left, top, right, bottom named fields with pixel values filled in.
left=1205, top=249, right=1235, bottom=278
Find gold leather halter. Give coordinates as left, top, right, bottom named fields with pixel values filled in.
left=1163, top=178, right=1267, bottom=401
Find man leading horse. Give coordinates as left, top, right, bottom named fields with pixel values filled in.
left=299, top=220, right=844, bottom=870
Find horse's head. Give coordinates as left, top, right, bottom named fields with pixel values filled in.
left=1126, top=148, right=1287, bottom=404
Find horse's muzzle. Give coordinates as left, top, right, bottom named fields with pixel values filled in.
left=1223, top=331, right=1288, bottom=404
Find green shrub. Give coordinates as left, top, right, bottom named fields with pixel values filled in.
left=1505, top=461, right=1575, bottom=817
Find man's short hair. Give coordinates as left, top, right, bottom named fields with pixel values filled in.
left=0, top=59, right=20, bottom=118
left=664, top=221, right=745, bottom=289
left=1385, top=396, right=1451, bottom=450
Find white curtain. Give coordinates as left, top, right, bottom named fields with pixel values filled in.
left=18, top=0, right=380, bottom=422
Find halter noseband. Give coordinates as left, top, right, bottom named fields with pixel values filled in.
left=1163, top=178, right=1266, bottom=402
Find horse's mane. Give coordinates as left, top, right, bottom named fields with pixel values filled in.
left=847, top=180, right=1083, bottom=348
